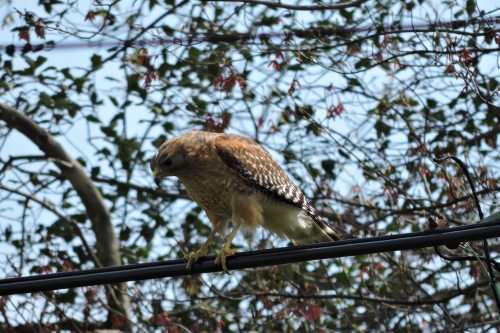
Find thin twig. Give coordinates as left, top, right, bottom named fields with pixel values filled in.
left=434, top=155, right=500, bottom=314
left=203, top=0, right=368, bottom=10
left=0, top=184, right=102, bottom=267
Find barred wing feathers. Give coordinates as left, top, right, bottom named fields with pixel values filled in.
left=213, top=134, right=338, bottom=242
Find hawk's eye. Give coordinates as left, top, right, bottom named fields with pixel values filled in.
left=163, top=158, right=173, bottom=167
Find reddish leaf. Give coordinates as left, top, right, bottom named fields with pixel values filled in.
left=34, top=18, right=46, bottom=39
left=111, top=313, right=128, bottom=329
left=85, top=288, right=98, bottom=303
left=383, top=186, right=398, bottom=200
left=214, top=73, right=247, bottom=93
left=203, top=112, right=231, bottom=133
left=288, top=79, right=301, bottom=96
left=234, top=75, right=247, bottom=93
left=34, top=26, right=45, bottom=39
left=304, top=304, right=322, bottom=321
left=420, top=165, right=431, bottom=177
left=150, top=312, right=170, bottom=325
left=213, top=64, right=247, bottom=94
left=327, top=103, right=345, bottom=118
left=269, top=124, right=279, bottom=133
left=137, top=48, right=149, bottom=65
left=477, top=166, right=487, bottom=174
left=352, top=185, right=361, bottom=193
left=360, top=266, right=370, bottom=279
left=444, top=64, right=456, bottom=74
left=85, top=10, right=96, bottom=22
left=460, top=49, right=474, bottom=65
left=471, top=262, right=482, bottom=281
left=62, top=260, right=74, bottom=271
left=19, top=28, right=30, bottom=42
left=0, top=296, right=7, bottom=312
left=221, top=111, right=232, bottom=129
left=257, top=117, right=265, bottom=128
left=36, top=265, right=53, bottom=274
left=273, top=309, right=285, bottom=319
left=274, top=49, right=284, bottom=59
left=213, top=74, right=224, bottom=87
left=143, top=71, right=159, bottom=89
left=486, top=138, right=495, bottom=148
left=168, top=326, right=180, bottom=333
left=268, top=60, right=281, bottom=71
left=394, top=57, right=402, bottom=69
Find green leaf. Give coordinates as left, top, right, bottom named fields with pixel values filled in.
left=91, top=166, right=100, bottom=178
left=53, top=289, right=77, bottom=303
left=295, top=104, right=314, bottom=120
left=72, top=77, right=88, bottom=93
left=426, top=98, right=437, bottom=108
left=355, top=58, right=371, bottom=69
left=5, top=44, right=15, bottom=56
left=86, top=115, right=100, bottom=123
left=188, top=47, right=201, bottom=60
left=91, top=54, right=102, bottom=70
left=306, top=122, right=322, bottom=135
left=339, top=9, right=354, bottom=23
left=34, top=56, right=47, bottom=68
left=39, top=91, right=54, bottom=107
left=375, top=120, right=391, bottom=137
left=338, top=149, right=350, bottom=159
left=466, top=0, right=475, bottom=16
left=76, top=157, right=86, bottom=167
left=100, top=125, right=117, bottom=137
left=47, top=219, right=75, bottom=242
left=321, top=159, right=336, bottom=178
left=70, top=214, right=87, bottom=223
left=109, top=95, right=119, bottom=107
left=488, top=78, right=499, bottom=91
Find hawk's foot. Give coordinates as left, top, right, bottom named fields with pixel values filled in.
left=215, top=246, right=235, bottom=273
left=184, top=247, right=208, bottom=270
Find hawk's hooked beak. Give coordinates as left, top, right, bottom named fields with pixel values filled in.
left=153, top=169, right=162, bottom=187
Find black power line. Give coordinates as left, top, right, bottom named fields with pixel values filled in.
left=0, top=217, right=499, bottom=296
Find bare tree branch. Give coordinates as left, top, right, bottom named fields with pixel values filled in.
left=0, top=103, right=119, bottom=266
left=225, top=278, right=489, bottom=305
left=203, top=0, right=369, bottom=10
left=0, top=184, right=102, bottom=267
left=91, top=175, right=189, bottom=200
left=0, top=102, right=131, bottom=331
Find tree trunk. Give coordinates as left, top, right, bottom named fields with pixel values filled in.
left=0, top=102, right=131, bottom=332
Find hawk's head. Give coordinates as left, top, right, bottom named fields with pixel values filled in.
left=150, top=137, right=188, bottom=186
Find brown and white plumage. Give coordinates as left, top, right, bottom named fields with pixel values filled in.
left=150, top=130, right=338, bottom=271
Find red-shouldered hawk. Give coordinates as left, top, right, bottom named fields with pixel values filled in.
left=150, top=131, right=338, bottom=271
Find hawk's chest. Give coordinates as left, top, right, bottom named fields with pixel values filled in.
left=179, top=168, right=250, bottom=218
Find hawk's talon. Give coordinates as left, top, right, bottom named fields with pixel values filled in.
left=215, top=247, right=235, bottom=273
left=184, top=248, right=208, bottom=270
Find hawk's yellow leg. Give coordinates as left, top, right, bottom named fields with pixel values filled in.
left=185, top=229, right=217, bottom=270
left=215, top=222, right=241, bottom=272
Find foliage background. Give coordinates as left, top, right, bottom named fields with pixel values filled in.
left=0, top=0, right=499, bottom=331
